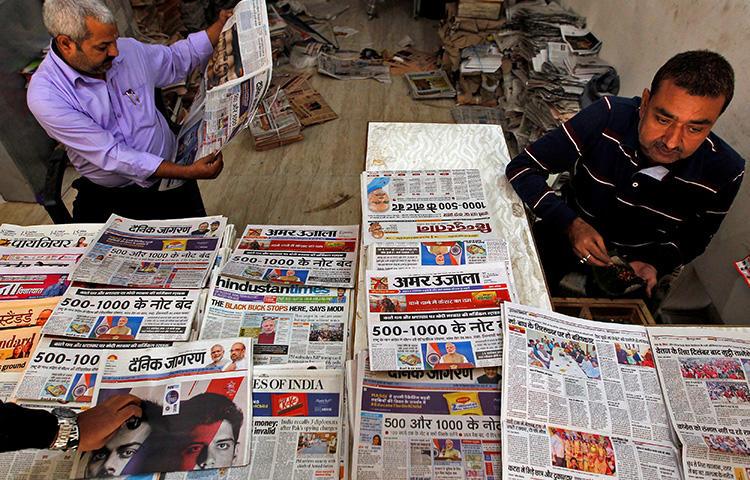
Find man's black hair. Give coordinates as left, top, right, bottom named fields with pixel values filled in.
left=650, top=50, right=734, bottom=113
left=175, top=392, right=244, bottom=440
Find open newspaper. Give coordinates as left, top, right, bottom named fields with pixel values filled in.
left=361, top=169, right=495, bottom=244
left=352, top=351, right=502, bottom=479
left=69, top=338, right=253, bottom=478
left=41, top=286, right=201, bottom=341
left=161, top=0, right=272, bottom=190
left=71, top=215, right=226, bottom=289
left=366, top=264, right=516, bottom=371
left=367, top=238, right=511, bottom=270
left=0, top=325, right=41, bottom=373
left=649, top=326, right=750, bottom=480
left=220, top=225, right=359, bottom=288
left=199, top=275, right=350, bottom=368
left=501, top=302, right=682, bottom=480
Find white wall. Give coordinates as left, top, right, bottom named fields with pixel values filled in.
left=563, top=0, right=750, bottom=322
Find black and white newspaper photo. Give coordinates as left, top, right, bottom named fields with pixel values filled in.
left=361, top=169, right=495, bottom=244
left=366, top=264, right=516, bottom=371
left=72, top=215, right=227, bottom=289
left=71, top=338, right=253, bottom=478
left=220, top=225, right=359, bottom=288
left=200, top=275, right=350, bottom=368
left=501, top=302, right=682, bottom=480
left=367, top=238, right=511, bottom=270
left=352, top=351, right=501, bottom=480
left=41, top=286, right=200, bottom=342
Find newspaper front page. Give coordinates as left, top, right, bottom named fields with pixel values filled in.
left=366, top=264, right=516, bottom=371
left=220, top=225, right=359, bottom=288
left=0, top=325, right=41, bottom=373
left=361, top=169, right=495, bottom=244
left=649, top=326, right=750, bottom=480
left=161, top=0, right=272, bottom=190
left=199, top=275, right=350, bottom=369
left=0, top=223, right=101, bottom=250
left=72, top=215, right=226, bottom=289
left=367, top=238, right=510, bottom=270
left=352, top=351, right=502, bottom=480
left=0, top=296, right=60, bottom=330
left=502, top=302, right=681, bottom=480
left=41, top=286, right=200, bottom=341
left=13, top=337, right=169, bottom=407
left=70, top=338, right=253, bottom=478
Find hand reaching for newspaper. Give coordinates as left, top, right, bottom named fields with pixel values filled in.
left=629, top=261, right=657, bottom=297
left=206, top=10, right=234, bottom=48
left=76, top=394, right=142, bottom=452
left=566, top=217, right=611, bottom=267
left=190, top=152, right=224, bottom=179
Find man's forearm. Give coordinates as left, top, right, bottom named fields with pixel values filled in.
left=152, top=160, right=195, bottom=180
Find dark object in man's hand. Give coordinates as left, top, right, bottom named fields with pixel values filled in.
left=592, top=256, right=645, bottom=296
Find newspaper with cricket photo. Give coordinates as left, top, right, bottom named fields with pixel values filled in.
left=648, top=326, right=750, bottom=480
left=365, top=264, right=516, bottom=371
left=69, top=338, right=253, bottom=478
left=220, top=225, right=359, bottom=288
left=501, top=302, right=682, bottom=480
left=12, top=337, right=169, bottom=408
left=361, top=169, right=495, bottom=244
left=351, top=351, right=502, bottom=480
left=71, top=215, right=227, bottom=289
left=161, top=0, right=272, bottom=190
left=367, top=238, right=511, bottom=270
left=199, top=275, right=350, bottom=368
left=41, top=286, right=201, bottom=341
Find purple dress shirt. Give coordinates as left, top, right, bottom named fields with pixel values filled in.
left=27, top=33, right=213, bottom=188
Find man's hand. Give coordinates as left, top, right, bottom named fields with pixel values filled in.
left=629, top=260, right=658, bottom=297
left=189, top=152, right=224, bottom=179
left=77, top=394, right=141, bottom=452
left=566, top=217, right=611, bottom=267
left=206, top=10, right=233, bottom=48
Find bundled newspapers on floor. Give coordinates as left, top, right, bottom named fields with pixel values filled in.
left=40, top=286, right=201, bottom=341
left=161, top=0, right=272, bottom=190
left=351, top=351, right=502, bottom=479
left=501, top=302, right=682, bottom=479
left=367, top=238, right=511, bottom=270
left=361, top=169, right=495, bottom=244
left=70, top=338, right=253, bottom=478
left=220, top=225, right=359, bottom=288
left=13, top=337, right=168, bottom=408
left=366, top=264, right=516, bottom=371
left=649, top=326, right=750, bottom=480
left=71, top=215, right=227, bottom=289
left=200, top=275, right=351, bottom=368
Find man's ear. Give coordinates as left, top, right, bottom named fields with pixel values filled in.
left=639, top=88, right=650, bottom=120
left=55, top=35, right=77, bottom=56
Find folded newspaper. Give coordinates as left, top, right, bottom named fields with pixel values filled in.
left=160, top=0, right=273, bottom=190
left=71, top=338, right=253, bottom=478
left=71, top=215, right=227, bottom=289
left=366, top=264, right=516, bottom=371
left=200, top=275, right=351, bottom=368
left=220, top=225, right=359, bottom=288
left=361, top=169, right=496, bottom=244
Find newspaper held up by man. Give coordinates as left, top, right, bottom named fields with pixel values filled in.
left=501, top=302, right=681, bottom=480
left=41, top=286, right=200, bottom=342
left=200, top=275, right=350, bottom=369
left=71, top=215, right=226, bottom=289
left=161, top=0, right=272, bottom=190
left=220, top=225, right=359, bottom=288
left=361, top=169, right=495, bottom=244
left=0, top=325, right=41, bottom=373
left=367, top=238, right=510, bottom=270
left=70, top=338, right=253, bottom=478
left=649, top=326, right=750, bottom=480
left=352, top=351, right=501, bottom=480
left=366, top=263, right=516, bottom=371
left=13, top=337, right=169, bottom=408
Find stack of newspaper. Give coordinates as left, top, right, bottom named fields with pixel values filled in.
left=404, top=70, right=457, bottom=99
left=249, top=89, right=304, bottom=150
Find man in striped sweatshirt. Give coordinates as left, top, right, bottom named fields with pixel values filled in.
left=506, top=51, right=744, bottom=297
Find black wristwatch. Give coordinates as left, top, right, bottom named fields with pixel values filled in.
left=50, top=407, right=80, bottom=451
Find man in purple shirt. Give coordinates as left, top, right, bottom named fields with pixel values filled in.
left=28, top=0, right=231, bottom=221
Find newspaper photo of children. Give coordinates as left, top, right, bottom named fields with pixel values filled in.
left=704, top=434, right=750, bottom=456
left=206, top=24, right=244, bottom=91
left=527, top=330, right=600, bottom=379
left=707, top=382, right=750, bottom=404
left=614, top=343, right=655, bottom=368
left=680, top=357, right=745, bottom=380
left=548, top=427, right=615, bottom=475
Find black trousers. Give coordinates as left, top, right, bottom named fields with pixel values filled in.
left=71, top=177, right=207, bottom=223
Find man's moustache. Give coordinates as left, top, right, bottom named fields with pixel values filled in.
left=653, top=141, right=681, bottom=154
